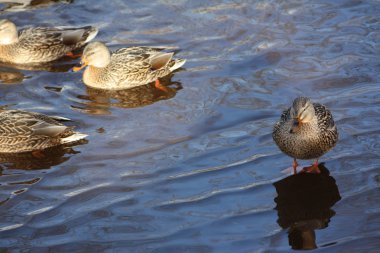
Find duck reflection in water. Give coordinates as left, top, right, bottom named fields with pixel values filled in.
left=0, top=68, right=25, bottom=84
left=0, top=58, right=79, bottom=73
left=0, top=140, right=86, bottom=206
left=0, top=140, right=86, bottom=171
left=0, top=56, right=80, bottom=85
left=273, top=164, right=341, bottom=250
left=73, top=73, right=182, bottom=114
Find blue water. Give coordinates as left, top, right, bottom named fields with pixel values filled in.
left=0, top=0, right=379, bottom=252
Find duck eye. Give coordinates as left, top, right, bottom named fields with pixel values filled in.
left=300, top=104, right=309, bottom=114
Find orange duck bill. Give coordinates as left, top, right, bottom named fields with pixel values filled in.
left=72, top=61, right=87, bottom=72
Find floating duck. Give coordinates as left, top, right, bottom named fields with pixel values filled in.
left=0, top=19, right=98, bottom=64
left=0, top=110, right=87, bottom=153
left=73, top=42, right=186, bottom=91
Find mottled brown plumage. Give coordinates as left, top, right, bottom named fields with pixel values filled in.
left=0, top=110, right=87, bottom=153
left=272, top=97, right=338, bottom=173
left=0, top=19, right=98, bottom=64
left=74, top=42, right=186, bottom=90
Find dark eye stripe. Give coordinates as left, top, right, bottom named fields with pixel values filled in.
left=300, top=103, right=310, bottom=115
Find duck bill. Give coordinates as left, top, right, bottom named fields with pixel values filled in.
left=72, top=62, right=87, bottom=72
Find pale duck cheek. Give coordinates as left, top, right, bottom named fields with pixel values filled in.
left=299, top=110, right=314, bottom=123
left=0, top=34, right=17, bottom=45
left=90, top=56, right=109, bottom=68
left=303, top=114, right=314, bottom=123
left=83, top=68, right=91, bottom=84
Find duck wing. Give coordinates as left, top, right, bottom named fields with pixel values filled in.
left=111, top=47, right=174, bottom=73
left=19, top=26, right=98, bottom=49
left=313, top=103, right=336, bottom=132
left=0, top=110, right=68, bottom=138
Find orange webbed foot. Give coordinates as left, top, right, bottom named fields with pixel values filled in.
left=154, top=79, right=169, bottom=93
left=301, top=161, right=321, bottom=174
left=66, top=51, right=82, bottom=59
left=31, top=150, right=45, bottom=159
left=292, top=158, right=298, bottom=175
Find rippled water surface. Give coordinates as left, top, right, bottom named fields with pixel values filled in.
left=0, top=0, right=379, bottom=252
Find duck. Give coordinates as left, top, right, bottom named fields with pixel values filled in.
left=0, top=110, right=87, bottom=153
left=0, top=0, right=71, bottom=12
left=272, top=97, right=338, bottom=174
left=73, top=41, right=186, bottom=90
left=0, top=19, right=98, bottom=64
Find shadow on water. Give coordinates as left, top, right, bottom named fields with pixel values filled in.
left=0, top=56, right=79, bottom=84
left=0, top=57, right=78, bottom=72
left=0, top=140, right=87, bottom=206
left=72, top=73, right=183, bottom=114
left=0, top=141, right=86, bottom=171
left=0, top=50, right=84, bottom=86
left=273, top=164, right=341, bottom=251
left=0, top=68, right=26, bottom=84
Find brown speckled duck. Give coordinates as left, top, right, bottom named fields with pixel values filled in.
left=0, top=19, right=98, bottom=64
left=272, top=97, right=338, bottom=174
left=73, top=42, right=186, bottom=91
left=0, top=110, right=87, bottom=153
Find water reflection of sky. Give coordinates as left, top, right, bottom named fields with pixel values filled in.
left=0, top=0, right=379, bottom=252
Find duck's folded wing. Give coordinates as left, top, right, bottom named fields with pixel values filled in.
left=30, top=121, right=68, bottom=137
left=110, top=53, right=151, bottom=75
left=20, top=26, right=97, bottom=48
left=19, top=27, right=65, bottom=48
left=113, top=47, right=163, bottom=57
left=314, top=103, right=336, bottom=131
left=114, top=50, right=173, bottom=69
left=149, top=52, right=173, bottom=70
left=280, top=107, right=291, bottom=122
left=0, top=111, right=67, bottom=137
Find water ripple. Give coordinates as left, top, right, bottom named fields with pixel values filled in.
left=0, top=0, right=379, bottom=252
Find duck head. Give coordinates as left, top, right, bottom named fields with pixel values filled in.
left=73, top=41, right=111, bottom=72
left=0, top=19, right=19, bottom=45
left=289, top=97, right=315, bottom=134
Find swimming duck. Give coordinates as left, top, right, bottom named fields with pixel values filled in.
left=73, top=42, right=186, bottom=90
left=0, top=19, right=98, bottom=64
left=272, top=97, right=338, bottom=174
left=0, top=110, right=87, bottom=153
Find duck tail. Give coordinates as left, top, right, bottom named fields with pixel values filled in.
left=170, top=58, right=186, bottom=72
left=62, top=26, right=98, bottom=46
left=84, top=27, right=98, bottom=43
left=60, top=132, right=88, bottom=144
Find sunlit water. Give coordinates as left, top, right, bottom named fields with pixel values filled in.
left=0, top=0, right=379, bottom=252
